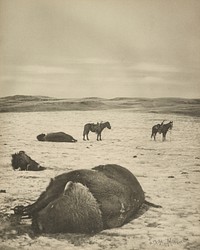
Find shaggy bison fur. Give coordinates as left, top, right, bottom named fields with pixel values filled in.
left=33, top=182, right=104, bottom=234
left=14, top=164, right=161, bottom=234
left=37, top=132, right=77, bottom=142
left=11, top=151, right=46, bottom=171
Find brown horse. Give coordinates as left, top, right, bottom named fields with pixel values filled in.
left=83, top=121, right=111, bottom=141
left=151, top=122, right=163, bottom=141
left=159, top=121, right=173, bottom=141
left=151, top=121, right=173, bottom=141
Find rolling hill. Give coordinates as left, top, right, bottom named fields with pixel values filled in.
left=0, top=95, right=199, bottom=117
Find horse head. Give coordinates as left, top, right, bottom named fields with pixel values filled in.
left=169, top=121, right=173, bottom=130
left=105, top=122, right=111, bottom=129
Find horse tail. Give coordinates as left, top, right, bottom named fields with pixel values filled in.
left=151, top=127, right=155, bottom=138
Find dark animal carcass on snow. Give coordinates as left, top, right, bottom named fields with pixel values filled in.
left=14, top=164, right=161, bottom=234
left=37, top=132, right=77, bottom=142
left=11, top=151, right=46, bottom=171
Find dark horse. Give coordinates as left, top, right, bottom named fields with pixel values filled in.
left=151, top=121, right=173, bottom=141
left=83, top=121, right=111, bottom=141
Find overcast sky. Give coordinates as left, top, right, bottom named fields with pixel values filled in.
left=0, top=0, right=199, bottom=98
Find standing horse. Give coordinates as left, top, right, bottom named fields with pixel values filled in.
left=159, top=121, right=173, bottom=141
left=151, top=121, right=173, bottom=141
left=151, top=123, right=162, bottom=141
left=83, top=121, right=111, bottom=141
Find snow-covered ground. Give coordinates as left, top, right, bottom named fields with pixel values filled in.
left=0, top=110, right=199, bottom=250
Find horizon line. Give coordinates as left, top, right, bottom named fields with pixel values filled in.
left=0, top=94, right=199, bottom=100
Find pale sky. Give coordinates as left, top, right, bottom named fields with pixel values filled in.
left=0, top=0, right=200, bottom=98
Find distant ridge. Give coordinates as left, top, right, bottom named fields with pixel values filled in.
left=0, top=95, right=55, bottom=102
left=0, top=95, right=199, bottom=117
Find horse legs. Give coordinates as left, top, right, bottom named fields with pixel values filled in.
left=151, top=129, right=157, bottom=141
left=151, top=132, right=156, bottom=141
left=97, top=133, right=102, bottom=141
left=83, top=132, right=89, bottom=141
left=162, top=133, right=166, bottom=141
left=83, top=132, right=86, bottom=141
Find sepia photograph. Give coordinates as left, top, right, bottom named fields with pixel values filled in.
left=0, top=0, right=200, bottom=249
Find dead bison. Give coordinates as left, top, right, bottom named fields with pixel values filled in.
left=37, top=132, right=77, bottom=142
left=11, top=151, right=46, bottom=171
left=33, top=182, right=104, bottom=234
left=14, top=164, right=161, bottom=234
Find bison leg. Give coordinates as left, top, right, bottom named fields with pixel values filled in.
left=14, top=176, right=70, bottom=217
